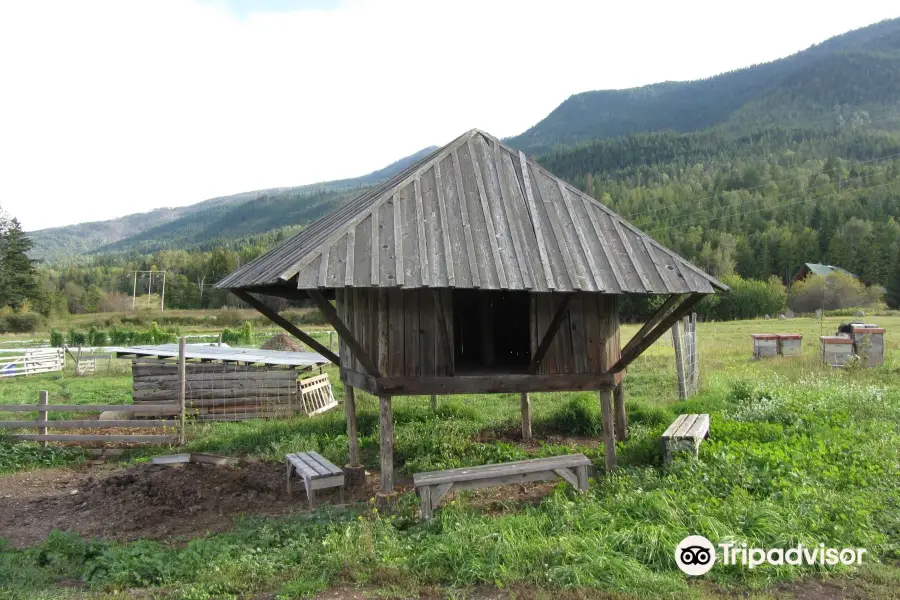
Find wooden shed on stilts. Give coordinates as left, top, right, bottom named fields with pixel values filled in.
left=216, top=129, right=727, bottom=503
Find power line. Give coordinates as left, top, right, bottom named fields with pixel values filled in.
left=618, top=151, right=900, bottom=223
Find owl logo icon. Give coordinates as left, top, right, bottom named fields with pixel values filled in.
left=675, top=535, right=716, bottom=575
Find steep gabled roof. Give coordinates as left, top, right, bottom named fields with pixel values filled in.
left=217, top=129, right=726, bottom=294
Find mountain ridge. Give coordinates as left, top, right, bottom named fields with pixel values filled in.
left=28, top=145, right=438, bottom=261
left=507, top=18, right=900, bottom=154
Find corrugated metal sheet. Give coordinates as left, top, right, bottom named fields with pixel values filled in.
left=217, top=129, right=727, bottom=294
left=110, top=344, right=329, bottom=366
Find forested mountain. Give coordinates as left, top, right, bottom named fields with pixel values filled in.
left=508, top=18, right=900, bottom=154
left=28, top=146, right=437, bottom=261
left=541, top=127, right=900, bottom=287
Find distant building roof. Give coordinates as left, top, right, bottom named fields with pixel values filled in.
left=792, top=263, right=857, bottom=282
left=216, top=129, right=726, bottom=295
left=804, top=263, right=855, bottom=277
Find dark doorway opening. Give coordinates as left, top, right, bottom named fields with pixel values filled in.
left=452, top=290, right=531, bottom=372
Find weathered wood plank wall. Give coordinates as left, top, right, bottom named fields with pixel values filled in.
left=530, top=293, right=619, bottom=376
left=336, top=289, right=454, bottom=377
left=131, top=359, right=300, bottom=420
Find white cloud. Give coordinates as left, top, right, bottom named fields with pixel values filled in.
left=0, top=0, right=896, bottom=230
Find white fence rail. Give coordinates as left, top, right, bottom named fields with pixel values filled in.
left=0, top=348, right=65, bottom=378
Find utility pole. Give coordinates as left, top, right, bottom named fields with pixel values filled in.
left=160, top=271, right=166, bottom=311
left=147, top=271, right=153, bottom=309
left=132, top=272, right=137, bottom=309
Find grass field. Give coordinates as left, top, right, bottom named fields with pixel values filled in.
left=0, top=316, right=898, bottom=599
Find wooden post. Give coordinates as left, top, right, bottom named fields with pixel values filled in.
left=178, top=337, right=186, bottom=445
left=520, top=392, right=532, bottom=442
left=38, top=390, right=48, bottom=449
left=672, top=321, right=687, bottom=400
left=599, top=389, right=617, bottom=471
left=430, top=395, right=438, bottom=411
left=613, top=383, right=627, bottom=441
left=343, top=384, right=364, bottom=487
left=345, top=386, right=360, bottom=466
left=217, top=333, right=223, bottom=347
left=378, top=395, right=395, bottom=503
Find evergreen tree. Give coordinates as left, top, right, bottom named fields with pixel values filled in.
left=887, top=246, right=900, bottom=310
left=0, top=218, right=40, bottom=309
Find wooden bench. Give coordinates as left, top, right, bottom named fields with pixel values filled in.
left=413, top=454, right=591, bottom=520
left=285, top=451, right=345, bottom=508
left=661, top=414, right=710, bottom=465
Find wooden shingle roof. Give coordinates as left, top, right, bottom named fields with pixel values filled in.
left=217, top=129, right=726, bottom=294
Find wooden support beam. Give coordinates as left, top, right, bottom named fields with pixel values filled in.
left=619, top=294, right=683, bottom=359
left=529, top=293, right=574, bottom=374
left=345, top=385, right=360, bottom=467
left=230, top=289, right=341, bottom=365
left=672, top=320, right=688, bottom=400
left=307, top=289, right=380, bottom=377
left=599, top=389, right=617, bottom=471
left=607, top=294, right=705, bottom=375
left=341, top=368, right=620, bottom=396
left=520, top=392, right=532, bottom=442
left=379, top=395, right=395, bottom=498
left=613, top=383, right=627, bottom=442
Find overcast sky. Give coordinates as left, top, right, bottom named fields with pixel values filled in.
left=1, top=1, right=897, bottom=232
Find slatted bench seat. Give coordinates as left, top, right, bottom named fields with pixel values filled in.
left=285, top=451, right=345, bottom=508
left=413, top=454, right=591, bottom=520
left=661, top=414, right=710, bottom=465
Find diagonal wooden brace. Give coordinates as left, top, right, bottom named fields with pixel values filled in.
left=230, top=289, right=341, bottom=364
left=606, top=293, right=705, bottom=375
left=307, top=289, right=381, bottom=377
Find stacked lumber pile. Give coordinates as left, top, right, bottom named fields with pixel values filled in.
left=131, top=359, right=300, bottom=421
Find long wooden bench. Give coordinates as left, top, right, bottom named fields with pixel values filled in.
left=413, top=454, right=591, bottom=520
left=285, top=451, right=345, bottom=508
left=661, top=414, right=710, bottom=465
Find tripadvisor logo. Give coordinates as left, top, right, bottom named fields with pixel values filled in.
left=675, top=536, right=867, bottom=576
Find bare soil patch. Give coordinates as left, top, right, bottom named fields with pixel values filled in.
left=0, top=460, right=389, bottom=547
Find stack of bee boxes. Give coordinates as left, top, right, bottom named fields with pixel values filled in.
left=821, top=336, right=855, bottom=367
left=849, top=324, right=885, bottom=367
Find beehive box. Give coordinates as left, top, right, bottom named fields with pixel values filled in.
left=850, top=325, right=885, bottom=367
left=751, top=334, right=779, bottom=359
left=821, top=336, right=855, bottom=367
left=776, top=334, right=802, bottom=357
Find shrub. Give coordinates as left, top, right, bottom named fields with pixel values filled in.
left=49, top=329, right=65, bottom=347
left=66, top=329, right=87, bottom=347
left=0, top=312, right=42, bottom=333
left=87, top=327, right=108, bottom=347
left=698, top=275, right=786, bottom=320
left=789, top=272, right=881, bottom=313
left=108, top=326, right=134, bottom=346
left=221, top=322, right=253, bottom=346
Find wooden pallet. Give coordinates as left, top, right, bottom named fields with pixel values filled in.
left=298, top=374, right=338, bottom=416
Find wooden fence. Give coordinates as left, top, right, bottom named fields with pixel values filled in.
left=0, top=391, right=181, bottom=445
left=0, top=348, right=65, bottom=378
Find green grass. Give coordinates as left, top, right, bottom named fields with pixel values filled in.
left=0, top=316, right=898, bottom=598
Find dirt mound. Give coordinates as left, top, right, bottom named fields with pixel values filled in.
left=262, top=333, right=304, bottom=352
